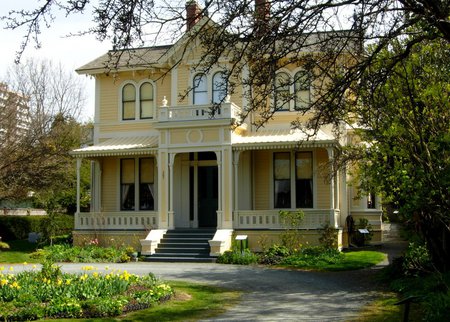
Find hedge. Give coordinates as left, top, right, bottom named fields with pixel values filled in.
left=0, top=214, right=74, bottom=241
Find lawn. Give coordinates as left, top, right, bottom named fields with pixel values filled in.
left=0, top=239, right=40, bottom=264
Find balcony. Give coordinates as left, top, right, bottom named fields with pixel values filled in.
left=158, top=102, right=241, bottom=122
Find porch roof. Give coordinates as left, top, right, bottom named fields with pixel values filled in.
left=71, top=136, right=159, bottom=158
left=231, top=129, right=336, bottom=150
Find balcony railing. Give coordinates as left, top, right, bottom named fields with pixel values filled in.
left=75, top=211, right=158, bottom=230
left=158, top=102, right=240, bottom=122
left=233, top=209, right=340, bottom=229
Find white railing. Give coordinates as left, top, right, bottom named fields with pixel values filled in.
left=233, top=209, right=340, bottom=229
left=158, top=102, right=241, bottom=122
left=75, top=211, right=158, bottom=230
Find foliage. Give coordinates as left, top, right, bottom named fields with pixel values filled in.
left=31, top=244, right=135, bottom=263
left=216, top=249, right=258, bottom=265
left=0, top=214, right=73, bottom=242
left=0, top=264, right=173, bottom=321
left=0, top=239, right=40, bottom=264
left=0, top=59, right=91, bottom=212
left=258, top=244, right=291, bottom=265
left=347, top=38, right=450, bottom=269
left=402, top=242, right=433, bottom=276
left=279, top=210, right=304, bottom=252
left=318, top=221, right=338, bottom=249
left=0, top=241, right=9, bottom=251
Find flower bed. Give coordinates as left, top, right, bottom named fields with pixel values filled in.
left=0, top=262, right=173, bottom=320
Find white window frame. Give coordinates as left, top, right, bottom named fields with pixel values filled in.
left=119, top=80, right=157, bottom=121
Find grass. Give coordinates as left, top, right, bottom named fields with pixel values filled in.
left=39, top=281, right=241, bottom=322
left=280, top=250, right=386, bottom=271
left=0, top=239, right=40, bottom=264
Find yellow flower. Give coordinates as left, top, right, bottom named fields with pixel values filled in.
left=0, top=279, right=8, bottom=286
left=80, top=274, right=88, bottom=281
left=65, top=279, right=71, bottom=285
left=10, top=281, right=20, bottom=289
left=57, top=279, right=62, bottom=286
left=0, top=266, right=4, bottom=271
left=93, top=272, right=99, bottom=278
left=32, top=265, right=37, bottom=269
left=23, top=262, right=28, bottom=266
left=8, top=267, right=13, bottom=272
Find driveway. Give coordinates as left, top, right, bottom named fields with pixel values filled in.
left=11, top=242, right=406, bottom=321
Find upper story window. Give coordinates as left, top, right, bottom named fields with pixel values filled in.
left=193, top=73, right=208, bottom=105
left=122, top=84, right=136, bottom=120
left=121, top=81, right=155, bottom=121
left=212, top=72, right=227, bottom=104
left=274, top=70, right=312, bottom=111
left=294, top=71, right=311, bottom=110
left=274, top=72, right=291, bottom=111
left=140, top=82, right=154, bottom=119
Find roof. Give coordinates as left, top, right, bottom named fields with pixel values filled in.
left=231, top=129, right=336, bottom=150
left=71, top=136, right=159, bottom=157
left=76, top=45, right=173, bottom=74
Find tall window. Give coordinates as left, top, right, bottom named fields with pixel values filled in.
left=193, top=74, right=208, bottom=105
left=274, top=72, right=291, bottom=111
left=296, top=152, right=313, bottom=208
left=367, top=192, right=376, bottom=209
left=212, top=72, right=227, bottom=104
left=140, top=82, right=154, bottom=119
left=139, top=158, right=155, bottom=210
left=294, top=71, right=311, bottom=110
left=121, top=159, right=135, bottom=210
left=122, top=84, right=136, bottom=120
left=274, top=152, right=291, bottom=208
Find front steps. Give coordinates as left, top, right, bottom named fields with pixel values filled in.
left=144, top=229, right=216, bottom=262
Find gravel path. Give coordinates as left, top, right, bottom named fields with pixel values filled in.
left=9, top=241, right=407, bottom=321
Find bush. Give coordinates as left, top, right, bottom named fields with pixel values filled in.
left=258, top=244, right=291, bottom=265
left=402, top=242, right=433, bottom=276
left=216, top=249, right=258, bottom=265
left=319, top=222, right=338, bottom=249
left=31, top=244, right=134, bottom=263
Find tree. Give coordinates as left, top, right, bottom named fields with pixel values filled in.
left=342, top=37, right=450, bottom=269
left=0, top=59, right=90, bottom=211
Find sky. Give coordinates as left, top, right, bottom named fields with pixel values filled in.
left=0, top=1, right=111, bottom=121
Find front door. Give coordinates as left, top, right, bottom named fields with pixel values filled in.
left=197, top=166, right=218, bottom=228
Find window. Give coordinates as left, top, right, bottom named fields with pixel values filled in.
left=121, top=158, right=155, bottom=211
left=274, top=152, right=314, bottom=209
left=121, top=159, right=135, bottom=210
left=122, top=84, right=136, bottom=120
left=212, top=72, right=227, bottom=104
left=274, top=72, right=290, bottom=111
left=193, top=74, right=208, bottom=105
left=367, top=192, right=376, bottom=209
left=295, top=152, right=313, bottom=208
left=274, top=152, right=291, bottom=208
left=140, top=82, right=154, bottom=119
left=294, top=71, right=311, bottom=110
left=139, top=158, right=155, bottom=210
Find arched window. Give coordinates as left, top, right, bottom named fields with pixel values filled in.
left=122, top=84, right=136, bottom=120
left=294, top=71, right=311, bottom=110
left=140, top=82, right=154, bottom=119
left=193, top=73, right=208, bottom=105
left=274, top=72, right=290, bottom=111
left=212, top=72, right=227, bottom=104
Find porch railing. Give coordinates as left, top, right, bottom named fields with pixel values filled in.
left=158, top=102, right=241, bottom=122
left=75, top=211, right=158, bottom=230
left=233, top=209, right=340, bottom=229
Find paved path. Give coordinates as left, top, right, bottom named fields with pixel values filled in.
left=9, top=242, right=407, bottom=321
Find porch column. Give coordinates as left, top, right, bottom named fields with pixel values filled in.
left=168, top=152, right=176, bottom=229
left=327, top=147, right=337, bottom=227
left=158, top=150, right=169, bottom=229
left=215, top=151, right=223, bottom=228
left=76, top=158, right=81, bottom=214
left=233, top=150, right=241, bottom=216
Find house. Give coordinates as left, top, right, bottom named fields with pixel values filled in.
left=71, top=0, right=383, bottom=257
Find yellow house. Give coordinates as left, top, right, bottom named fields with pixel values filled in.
left=71, top=1, right=382, bottom=260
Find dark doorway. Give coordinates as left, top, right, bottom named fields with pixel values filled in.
left=198, top=166, right=218, bottom=228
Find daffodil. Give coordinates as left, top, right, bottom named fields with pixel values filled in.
left=0, top=279, right=8, bottom=286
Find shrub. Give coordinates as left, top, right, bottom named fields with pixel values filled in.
left=216, top=249, right=258, bottom=265
left=319, top=222, right=338, bottom=249
left=258, top=244, right=291, bottom=265
left=279, top=210, right=304, bottom=251
left=402, top=242, right=433, bottom=276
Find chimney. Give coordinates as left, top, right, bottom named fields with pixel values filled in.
left=186, top=1, right=202, bottom=31
left=255, top=0, right=270, bottom=23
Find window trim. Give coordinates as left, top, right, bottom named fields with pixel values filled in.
left=121, top=83, right=136, bottom=120
left=273, top=68, right=312, bottom=112
left=139, top=81, right=155, bottom=119
left=212, top=71, right=227, bottom=104
left=193, top=73, right=208, bottom=105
